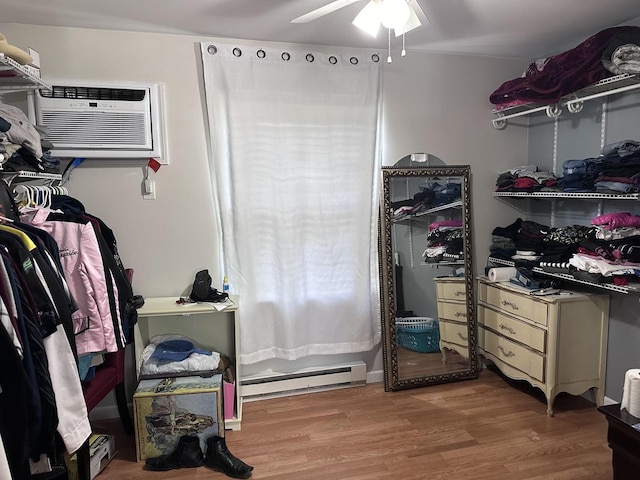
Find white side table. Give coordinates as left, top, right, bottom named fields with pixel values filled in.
left=135, top=295, right=242, bottom=430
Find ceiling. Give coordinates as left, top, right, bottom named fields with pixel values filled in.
left=3, top=0, right=640, bottom=60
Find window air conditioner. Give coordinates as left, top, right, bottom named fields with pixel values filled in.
left=34, top=80, right=167, bottom=163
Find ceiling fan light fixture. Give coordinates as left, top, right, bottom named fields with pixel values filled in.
left=352, top=0, right=382, bottom=37
left=351, top=0, right=423, bottom=63
left=394, top=4, right=421, bottom=36
left=379, top=0, right=411, bottom=29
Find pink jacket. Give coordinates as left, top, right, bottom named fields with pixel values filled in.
left=22, top=209, right=119, bottom=356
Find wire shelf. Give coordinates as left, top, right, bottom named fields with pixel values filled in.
left=392, top=199, right=463, bottom=224
left=493, top=191, right=640, bottom=200
left=0, top=54, right=51, bottom=92
left=0, top=171, right=62, bottom=186
left=421, top=260, right=464, bottom=267
left=491, top=73, right=640, bottom=129
left=487, top=256, right=636, bottom=294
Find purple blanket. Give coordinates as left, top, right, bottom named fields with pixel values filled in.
left=490, top=26, right=640, bottom=106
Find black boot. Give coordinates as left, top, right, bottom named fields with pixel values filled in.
left=204, top=436, right=253, bottom=479
left=145, top=435, right=204, bottom=471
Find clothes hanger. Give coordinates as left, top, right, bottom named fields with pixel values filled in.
left=33, top=186, right=42, bottom=206
left=15, top=185, right=39, bottom=213
left=41, top=187, right=51, bottom=208
left=26, top=185, right=34, bottom=207
left=14, top=185, right=28, bottom=205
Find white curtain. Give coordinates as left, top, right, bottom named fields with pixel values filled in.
left=201, top=40, right=382, bottom=364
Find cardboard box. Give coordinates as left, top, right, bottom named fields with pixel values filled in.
left=133, top=375, right=223, bottom=462
left=67, top=434, right=116, bottom=480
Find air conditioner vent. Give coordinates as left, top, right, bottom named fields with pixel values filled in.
left=35, top=79, right=167, bottom=162
left=39, top=111, right=149, bottom=148
left=40, top=86, right=146, bottom=102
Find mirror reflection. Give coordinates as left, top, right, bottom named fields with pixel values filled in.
left=379, top=155, right=479, bottom=391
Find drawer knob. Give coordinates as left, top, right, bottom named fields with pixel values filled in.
left=457, top=332, right=468, bottom=341
left=455, top=312, right=467, bottom=318
left=498, top=345, right=516, bottom=358
left=455, top=290, right=465, bottom=297
left=501, top=300, right=519, bottom=311
left=499, top=323, right=516, bottom=335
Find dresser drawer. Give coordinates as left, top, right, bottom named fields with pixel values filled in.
left=480, top=282, right=548, bottom=326
left=436, top=300, right=467, bottom=322
left=481, top=328, right=545, bottom=382
left=439, top=319, right=469, bottom=347
left=435, top=278, right=466, bottom=301
left=478, top=305, right=546, bottom=353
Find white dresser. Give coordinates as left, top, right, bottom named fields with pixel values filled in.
left=477, top=277, right=609, bottom=416
left=434, top=276, right=469, bottom=362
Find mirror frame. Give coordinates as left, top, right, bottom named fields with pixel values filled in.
left=379, top=165, right=479, bottom=391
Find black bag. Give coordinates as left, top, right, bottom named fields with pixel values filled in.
left=189, top=269, right=228, bottom=303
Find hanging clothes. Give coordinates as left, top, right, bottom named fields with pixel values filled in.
left=48, top=194, right=138, bottom=345
left=0, top=184, right=140, bottom=479
left=0, top=236, right=90, bottom=477
left=21, top=208, right=123, bottom=356
left=0, top=317, right=30, bottom=479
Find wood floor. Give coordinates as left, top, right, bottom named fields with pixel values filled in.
left=397, top=346, right=470, bottom=378
left=91, top=367, right=614, bottom=480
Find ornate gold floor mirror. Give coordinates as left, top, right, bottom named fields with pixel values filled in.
left=379, top=154, right=479, bottom=391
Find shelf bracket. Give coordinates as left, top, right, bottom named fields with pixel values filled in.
left=565, top=94, right=584, bottom=114
left=545, top=104, right=562, bottom=118
left=492, top=114, right=507, bottom=130
left=491, top=103, right=554, bottom=129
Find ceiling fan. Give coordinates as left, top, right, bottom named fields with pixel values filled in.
left=291, top=0, right=428, bottom=37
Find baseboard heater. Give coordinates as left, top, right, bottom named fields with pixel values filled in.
left=241, top=361, right=367, bottom=401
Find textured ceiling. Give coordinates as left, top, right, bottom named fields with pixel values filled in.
left=2, top=0, right=640, bottom=59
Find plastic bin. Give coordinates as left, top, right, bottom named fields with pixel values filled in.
left=396, top=317, right=440, bottom=353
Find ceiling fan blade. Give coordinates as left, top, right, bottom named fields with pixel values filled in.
left=394, top=3, right=421, bottom=36
left=407, top=0, right=430, bottom=25
left=291, top=0, right=362, bottom=23
left=353, top=1, right=381, bottom=37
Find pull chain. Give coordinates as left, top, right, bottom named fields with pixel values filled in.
left=401, top=32, right=406, bottom=57
left=387, top=29, right=392, bottom=63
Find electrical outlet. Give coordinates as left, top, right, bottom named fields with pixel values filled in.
left=143, top=180, right=156, bottom=200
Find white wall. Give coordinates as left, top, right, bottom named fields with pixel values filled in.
left=0, top=23, right=526, bottom=414
left=1, top=24, right=223, bottom=297
left=380, top=50, right=527, bottom=268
